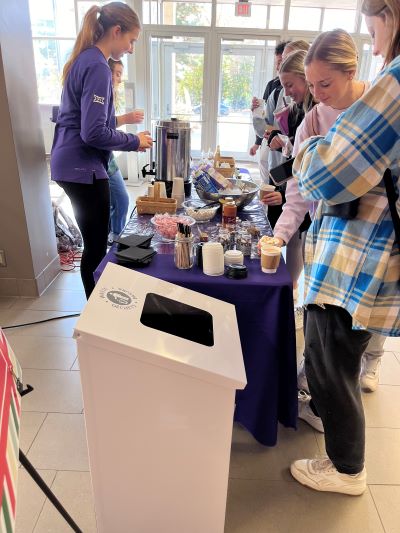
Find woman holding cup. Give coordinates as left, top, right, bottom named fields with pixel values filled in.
left=291, top=1, right=400, bottom=494
left=273, top=29, right=385, bottom=399
left=107, top=58, right=145, bottom=244
left=261, top=49, right=315, bottom=294
left=50, top=2, right=152, bottom=298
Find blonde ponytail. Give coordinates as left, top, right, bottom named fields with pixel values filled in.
left=62, top=2, right=141, bottom=84
left=62, top=6, right=103, bottom=84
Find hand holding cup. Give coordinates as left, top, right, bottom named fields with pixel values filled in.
left=137, top=131, right=153, bottom=151
left=125, top=109, right=144, bottom=124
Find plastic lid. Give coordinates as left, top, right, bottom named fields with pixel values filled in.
left=225, top=264, right=248, bottom=279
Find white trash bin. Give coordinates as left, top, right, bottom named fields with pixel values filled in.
left=75, top=262, right=246, bottom=533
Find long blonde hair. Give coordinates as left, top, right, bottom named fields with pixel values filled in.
left=62, top=2, right=141, bottom=83
left=305, top=29, right=358, bottom=74
left=279, top=50, right=315, bottom=111
left=361, top=0, right=400, bottom=64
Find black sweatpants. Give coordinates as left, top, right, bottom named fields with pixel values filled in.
left=304, top=305, right=372, bottom=474
left=58, top=179, right=110, bottom=298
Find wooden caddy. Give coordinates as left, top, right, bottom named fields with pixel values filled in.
left=136, top=182, right=177, bottom=215
left=213, top=149, right=236, bottom=179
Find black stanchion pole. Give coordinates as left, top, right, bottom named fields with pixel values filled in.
left=19, top=450, right=83, bottom=533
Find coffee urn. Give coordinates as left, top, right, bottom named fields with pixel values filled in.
left=149, top=118, right=192, bottom=197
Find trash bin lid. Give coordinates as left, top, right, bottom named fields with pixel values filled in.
left=75, top=263, right=247, bottom=390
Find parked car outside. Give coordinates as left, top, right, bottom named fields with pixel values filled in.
left=192, top=102, right=230, bottom=116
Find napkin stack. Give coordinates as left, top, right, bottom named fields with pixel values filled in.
left=114, top=234, right=157, bottom=266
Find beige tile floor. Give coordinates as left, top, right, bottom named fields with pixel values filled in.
left=2, top=273, right=399, bottom=533
left=1, top=180, right=399, bottom=532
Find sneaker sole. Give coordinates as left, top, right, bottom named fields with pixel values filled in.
left=361, top=383, right=378, bottom=393
left=290, top=465, right=366, bottom=496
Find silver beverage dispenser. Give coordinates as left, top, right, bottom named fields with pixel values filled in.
left=151, top=118, right=192, bottom=196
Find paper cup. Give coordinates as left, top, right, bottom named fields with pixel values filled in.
left=172, top=177, right=185, bottom=196
left=259, top=183, right=276, bottom=201
left=172, top=192, right=185, bottom=209
left=261, top=245, right=281, bottom=274
left=158, top=181, right=167, bottom=198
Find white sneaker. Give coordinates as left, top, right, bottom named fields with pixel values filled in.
left=297, top=358, right=309, bottom=393
left=290, top=457, right=367, bottom=495
left=298, top=390, right=324, bottom=433
left=360, top=355, right=381, bottom=393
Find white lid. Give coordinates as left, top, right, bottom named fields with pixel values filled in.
left=75, top=263, right=246, bottom=390
left=225, top=250, right=242, bottom=258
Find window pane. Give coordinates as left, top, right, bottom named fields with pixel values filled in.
left=322, top=9, right=356, bottom=32
left=150, top=36, right=204, bottom=151
left=359, top=43, right=383, bottom=81
left=164, top=2, right=211, bottom=25
left=217, top=3, right=268, bottom=28
left=288, top=7, right=321, bottom=30
left=32, top=39, right=74, bottom=104
left=77, top=1, right=110, bottom=27
left=360, top=16, right=369, bottom=34
left=143, top=0, right=211, bottom=25
left=29, top=0, right=76, bottom=37
left=269, top=5, right=284, bottom=29
left=217, top=39, right=276, bottom=158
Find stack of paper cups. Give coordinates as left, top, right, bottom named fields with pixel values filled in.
left=147, top=184, right=154, bottom=198
left=172, top=177, right=185, bottom=208
left=158, top=181, right=167, bottom=198
left=202, top=242, right=224, bottom=276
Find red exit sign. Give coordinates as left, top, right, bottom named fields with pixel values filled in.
left=235, top=1, right=252, bottom=17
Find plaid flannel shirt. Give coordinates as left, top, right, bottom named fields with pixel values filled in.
left=294, top=56, right=400, bottom=337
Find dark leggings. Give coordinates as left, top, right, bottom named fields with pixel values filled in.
left=58, top=179, right=110, bottom=298
left=304, top=305, right=371, bottom=474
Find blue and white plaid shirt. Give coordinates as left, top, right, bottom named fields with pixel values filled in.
left=294, top=56, right=400, bottom=337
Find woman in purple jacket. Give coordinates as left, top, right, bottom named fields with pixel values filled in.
left=51, top=2, right=152, bottom=297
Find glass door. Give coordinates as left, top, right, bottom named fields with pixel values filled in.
left=150, top=35, right=205, bottom=154
left=216, top=39, right=276, bottom=160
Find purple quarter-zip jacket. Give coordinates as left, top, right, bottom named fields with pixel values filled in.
left=50, top=46, right=140, bottom=184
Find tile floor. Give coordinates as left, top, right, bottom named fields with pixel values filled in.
left=2, top=180, right=400, bottom=532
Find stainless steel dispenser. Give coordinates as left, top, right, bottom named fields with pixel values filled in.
left=155, top=118, right=191, bottom=188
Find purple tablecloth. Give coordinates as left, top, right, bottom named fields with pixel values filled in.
left=94, top=200, right=297, bottom=446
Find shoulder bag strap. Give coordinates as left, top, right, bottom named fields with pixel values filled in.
left=383, top=168, right=400, bottom=246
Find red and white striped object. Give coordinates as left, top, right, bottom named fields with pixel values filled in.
left=0, top=329, right=21, bottom=532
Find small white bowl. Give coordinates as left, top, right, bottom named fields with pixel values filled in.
left=182, top=200, right=219, bottom=223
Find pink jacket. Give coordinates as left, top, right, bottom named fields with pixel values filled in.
left=273, top=78, right=371, bottom=244
left=273, top=103, right=343, bottom=243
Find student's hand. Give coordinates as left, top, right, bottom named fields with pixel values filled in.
left=251, top=96, right=260, bottom=112
left=269, top=135, right=285, bottom=151
left=272, top=236, right=285, bottom=247
left=125, top=109, right=144, bottom=124
left=137, top=131, right=153, bottom=151
left=263, top=127, right=276, bottom=141
left=261, top=192, right=283, bottom=206
left=249, top=144, right=259, bottom=156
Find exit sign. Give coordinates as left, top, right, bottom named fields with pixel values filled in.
left=235, top=1, right=252, bottom=17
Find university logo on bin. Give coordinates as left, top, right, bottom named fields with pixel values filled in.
left=100, top=287, right=137, bottom=310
